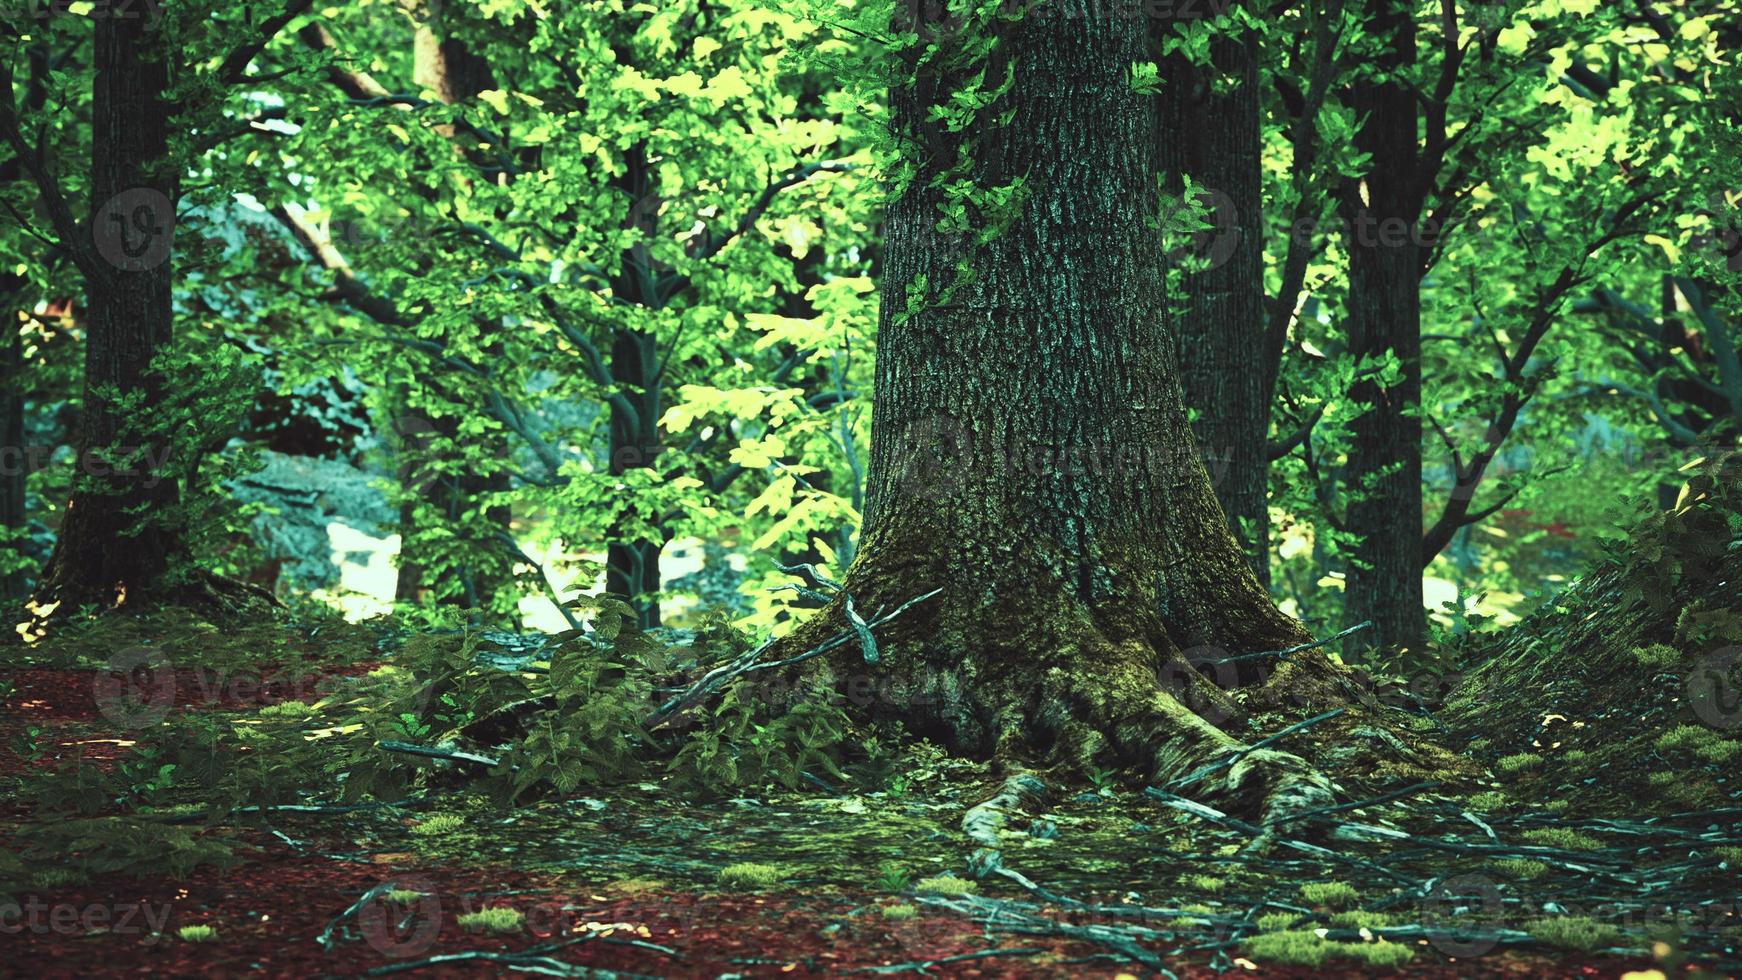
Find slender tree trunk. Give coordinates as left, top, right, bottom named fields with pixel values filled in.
left=1158, top=2, right=1274, bottom=585
left=776, top=2, right=1342, bottom=819
left=33, top=14, right=184, bottom=609
left=1, top=297, right=24, bottom=604
left=392, top=21, right=515, bottom=615
left=605, top=328, right=664, bottom=630
left=0, top=44, right=46, bottom=605
left=605, top=144, right=666, bottom=630
left=1337, top=0, right=1427, bottom=657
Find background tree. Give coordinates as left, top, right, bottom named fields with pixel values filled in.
left=1157, top=1, right=1274, bottom=582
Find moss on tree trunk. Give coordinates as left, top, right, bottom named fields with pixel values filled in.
left=777, top=2, right=1361, bottom=822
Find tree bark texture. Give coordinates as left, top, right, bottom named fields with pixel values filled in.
left=1337, top=0, right=1428, bottom=657
left=1157, top=2, right=1275, bottom=586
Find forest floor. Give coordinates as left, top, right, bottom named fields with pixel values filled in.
left=1, top=612, right=1739, bottom=979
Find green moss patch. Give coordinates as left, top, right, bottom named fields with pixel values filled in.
left=1299, top=881, right=1359, bottom=910
left=717, top=863, right=785, bottom=890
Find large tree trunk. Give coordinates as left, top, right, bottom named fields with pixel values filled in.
left=1337, top=0, right=1427, bottom=658
left=1158, top=2, right=1274, bottom=585
left=32, top=14, right=184, bottom=610
left=780, top=2, right=1346, bottom=821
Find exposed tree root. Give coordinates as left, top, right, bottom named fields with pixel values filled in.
left=770, top=567, right=1347, bottom=829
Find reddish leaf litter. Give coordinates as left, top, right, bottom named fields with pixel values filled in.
left=0, top=671, right=1689, bottom=977
left=0, top=664, right=381, bottom=776
left=3, top=663, right=384, bottom=723
left=0, top=844, right=1671, bottom=978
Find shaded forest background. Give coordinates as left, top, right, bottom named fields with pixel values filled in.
left=1, top=0, right=1738, bottom=669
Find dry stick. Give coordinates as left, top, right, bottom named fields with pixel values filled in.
left=1284, top=779, right=1440, bottom=823
left=1144, top=788, right=1417, bottom=885
left=848, top=947, right=1048, bottom=975
left=1205, top=621, right=1373, bottom=664
left=644, top=588, right=942, bottom=731
left=378, top=739, right=502, bottom=769
left=317, top=882, right=398, bottom=950
left=1163, top=708, right=1346, bottom=793
left=364, top=941, right=662, bottom=978
left=161, top=798, right=435, bottom=824
left=917, top=895, right=1180, bottom=978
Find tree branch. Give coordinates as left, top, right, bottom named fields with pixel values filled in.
left=217, top=0, right=318, bottom=85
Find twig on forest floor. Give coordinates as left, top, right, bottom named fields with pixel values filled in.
left=847, top=947, right=1048, bottom=974
left=378, top=739, right=502, bottom=768
left=1288, top=779, right=1439, bottom=823
left=1163, top=708, right=1346, bottom=793
left=1144, top=788, right=1417, bottom=884
left=362, top=934, right=665, bottom=978
left=160, top=798, right=435, bottom=824
left=643, top=588, right=942, bottom=731
left=1460, top=808, right=1501, bottom=842
left=317, top=881, right=397, bottom=950
left=1205, top=621, right=1373, bottom=664
left=915, top=894, right=1181, bottom=978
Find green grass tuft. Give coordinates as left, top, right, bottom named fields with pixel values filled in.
left=177, top=925, right=219, bottom=943
left=1466, top=790, right=1512, bottom=811
left=879, top=903, right=917, bottom=920
left=717, top=863, right=785, bottom=890
left=1183, top=874, right=1225, bottom=895
left=1243, top=929, right=1332, bottom=967
left=1299, top=881, right=1359, bottom=910
left=1528, top=915, right=1620, bottom=951
left=1496, top=752, right=1544, bottom=775
left=408, top=813, right=466, bottom=836
left=1655, top=725, right=1741, bottom=763
left=458, top=906, right=525, bottom=934
left=1521, top=827, right=1603, bottom=851
left=1631, top=644, right=1682, bottom=670
left=913, top=874, right=976, bottom=896
left=1341, top=939, right=1416, bottom=968
left=1254, top=912, right=1299, bottom=933
left=1490, top=858, right=1549, bottom=880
